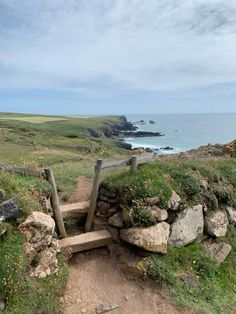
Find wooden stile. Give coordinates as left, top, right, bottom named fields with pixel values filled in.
left=44, top=167, right=67, bottom=238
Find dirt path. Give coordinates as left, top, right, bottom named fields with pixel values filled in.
left=61, top=248, right=190, bottom=314
left=67, top=176, right=93, bottom=203
left=62, top=176, right=190, bottom=314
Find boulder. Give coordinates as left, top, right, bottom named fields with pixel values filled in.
left=203, top=241, right=232, bottom=263
left=19, top=211, right=55, bottom=249
left=168, top=191, right=181, bottom=211
left=120, top=222, right=170, bottom=254
left=169, top=205, right=204, bottom=247
left=108, top=212, right=124, bottom=228
left=150, top=206, right=168, bottom=221
left=0, top=189, right=6, bottom=201
left=0, top=198, right=21, bottom=222
left=205, top=211, right=228, bottom=237
left=226, top=206, right=236, bottom=224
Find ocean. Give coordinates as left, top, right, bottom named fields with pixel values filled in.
left=125, top=113, right=236, bottom=154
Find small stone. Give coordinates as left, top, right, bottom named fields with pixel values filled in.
left=145, top=196, right=160, bottom=206
left=59, top=297, right=64, bottom=303
left=0, top=189, right=6, bottom=201
left=81, top=308, right=87, bottom=313
left=200, top=179, right=208, bottom=191
left=97, top=201, right=111, bottom=215
left=151, top=206, right=168, bottom=221
left=203, top=241, right=232, bottom=263
left=96, top=301, right=119, bottom=313
left=0, top=227, right=6, bottom=237
left=226, top=207, right=236, bottom=224
left=205, top=211, right=229, bottom=237
left=0, top=300, right=5, bottom=311
left=100, top=188, right=117, bottom=198
left=108, top=212, right=123, bottom=228
left=178, top=273, right=197, bottom=288
left=168, top=191, right=181, bottom=211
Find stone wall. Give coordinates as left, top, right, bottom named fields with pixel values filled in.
left=96, top=186, right=235, bottom=263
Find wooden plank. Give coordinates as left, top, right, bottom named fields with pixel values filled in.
left=85, top=159, right=103, bottom=232
left=101, top=158, right=131, bottom=171
left=59, top=230, right=112, bottom=253
left=136, top=154, right=155, bottom=165
left=44, top=168, right=67, bottom=238
left=60, top=201, right=89, bottom=219
left=0, top=163, right=43, bottom=177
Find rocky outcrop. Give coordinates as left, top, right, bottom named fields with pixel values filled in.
left=169, top=205, right=204, bottom=247
left=203, top=241, right=232, bottom=263
left=168, top=191, right=181, bottom=211
left=19, top=212, right=59, bottom=278
left=119, top=131, right=164, bottom=138
left=205, top=211, right=229, bottom=237
left=120, top=222, right=170, bottom=254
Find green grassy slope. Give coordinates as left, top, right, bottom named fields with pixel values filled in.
left=0, top=112, right=129, bottom=200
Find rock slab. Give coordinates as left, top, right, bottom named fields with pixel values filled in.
left=203, top=241, right=232, bottom=263
left=205, top=211, right=229, bottom=237
left=169, top=205, right=204, bottom=247
left=120, top=222, right=170, bottom=254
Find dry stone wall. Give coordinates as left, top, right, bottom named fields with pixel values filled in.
left=96, top=186, right=234, bottom=262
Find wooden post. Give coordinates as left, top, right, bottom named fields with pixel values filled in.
left=85, top=159, right=103, bottom=232
left=130, top=156, right=138, bottom=173
left=44, top=167, right=67, bottom=238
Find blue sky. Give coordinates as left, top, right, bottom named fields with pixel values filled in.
left=0, top=0, right=236, bottom=115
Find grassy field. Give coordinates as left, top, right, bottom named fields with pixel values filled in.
left=103, top=158, right=236, bottom=313
left=0, top=112, right=129, bottom=200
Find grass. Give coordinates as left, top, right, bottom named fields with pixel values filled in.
left=0, top=225, right=68, bottom=314
left=104, top=158, right=236, bottom=218
left=0, top=170, right=51, bottom=217
left=146, top=227, right=236, bottom=314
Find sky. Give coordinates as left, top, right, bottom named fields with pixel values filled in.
left=0, top=0, right=236, bottom=115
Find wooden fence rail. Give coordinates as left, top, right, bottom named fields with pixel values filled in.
left=85, top=154, right=155, bottom=232
left=0, top=163, right=44, bottom=177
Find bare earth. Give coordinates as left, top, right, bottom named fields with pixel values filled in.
left=61, top=249, right=191, bottom=314
left=67, top=176, right=93, bottom=203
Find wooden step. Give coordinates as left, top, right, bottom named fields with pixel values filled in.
left=60, top=201, right=89, bottom=219
left=59, top=230, right=112, bottom=253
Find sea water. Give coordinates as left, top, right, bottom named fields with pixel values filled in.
left=125, top=113, right=236, bottom=154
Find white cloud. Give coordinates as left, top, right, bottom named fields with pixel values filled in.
left=0, top=0, right=236, bottom=94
